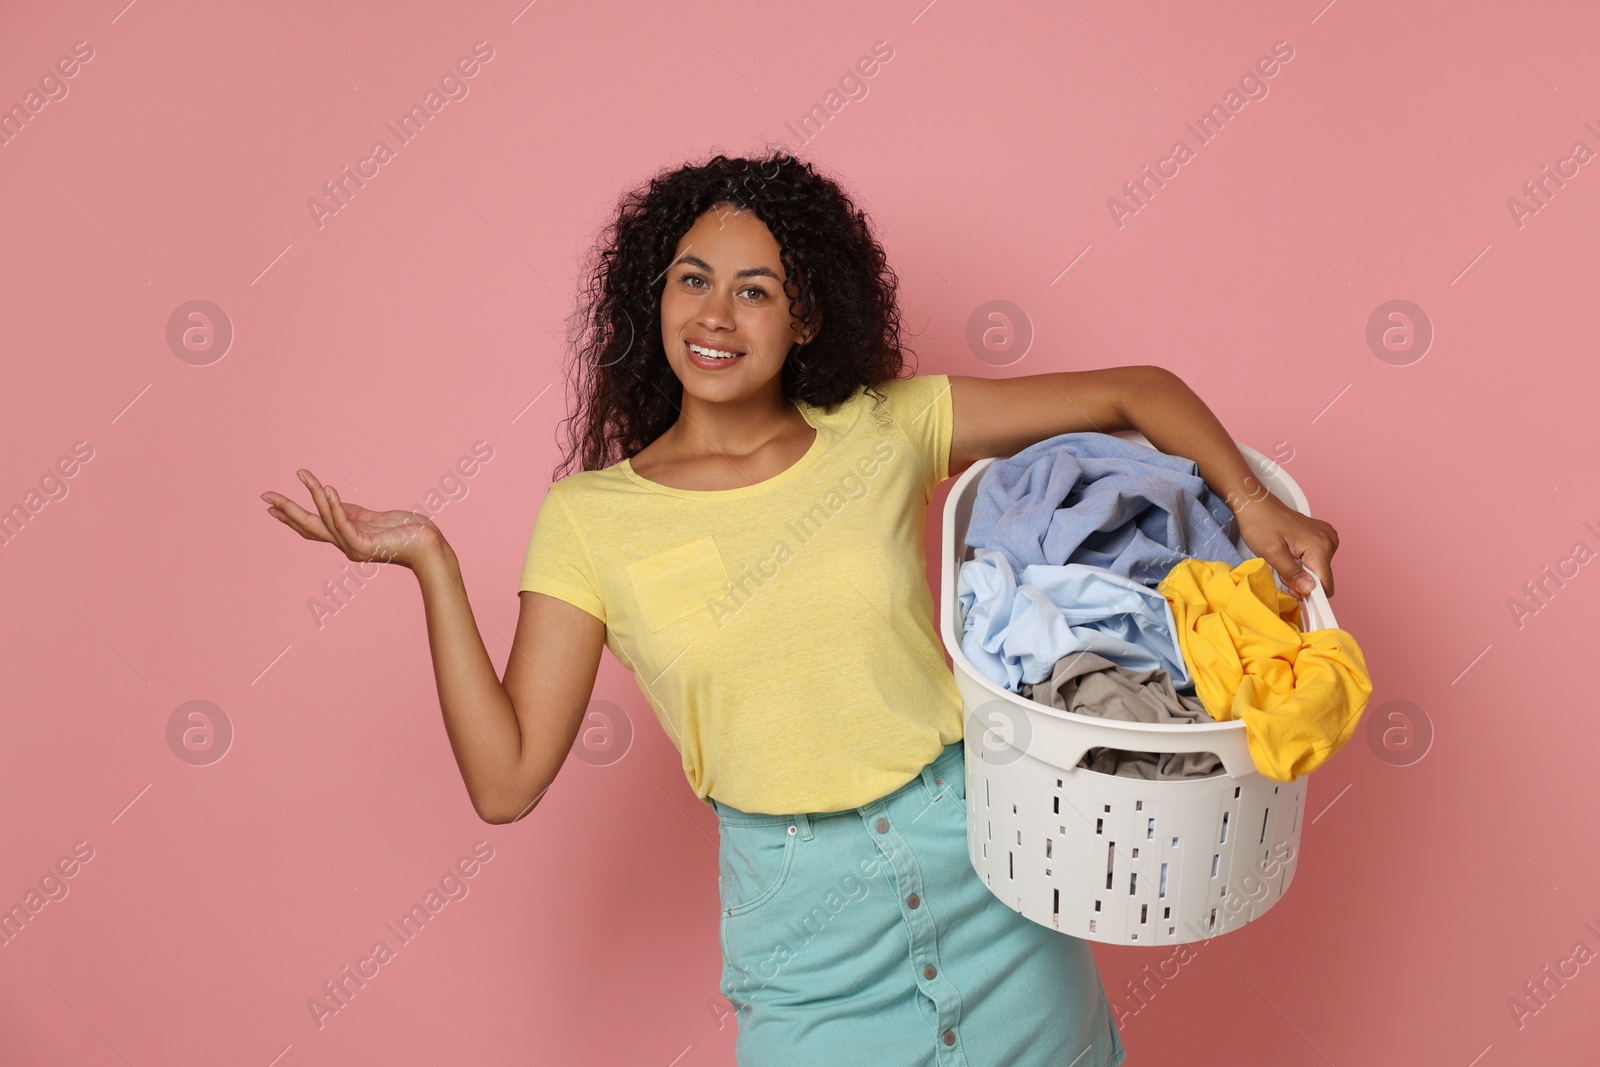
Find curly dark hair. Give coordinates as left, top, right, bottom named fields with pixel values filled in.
left=552, top=147, right=917, bottom=478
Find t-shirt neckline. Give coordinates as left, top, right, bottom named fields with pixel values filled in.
left=618, top=401, right=827, bottom=499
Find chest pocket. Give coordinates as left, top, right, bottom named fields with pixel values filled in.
left=626, top=536, right=730, bottom=632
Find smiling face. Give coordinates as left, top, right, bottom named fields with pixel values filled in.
left=658, top=203, right=818, bottom=404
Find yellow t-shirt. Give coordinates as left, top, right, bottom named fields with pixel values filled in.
left=517, top=374, right=965, bottom=814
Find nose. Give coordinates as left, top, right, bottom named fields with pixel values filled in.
left=696, top=283, right=736, bottom=330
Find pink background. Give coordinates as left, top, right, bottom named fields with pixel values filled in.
left=2, top=0, right=1596, bottom=1063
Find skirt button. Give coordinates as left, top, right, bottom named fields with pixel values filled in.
left=875, top=817, right=889, bottom=833
left=923, top=964, right=937, bottom=979
left=907, top=893, right=920, bottom=909
left=943, top=1029, right=956, bottom=1046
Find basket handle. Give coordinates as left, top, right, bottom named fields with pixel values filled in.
left=1287, top=565, right=1338, bottom=632
left=968, top=703, right=1263, bottom=780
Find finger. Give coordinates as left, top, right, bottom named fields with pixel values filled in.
left=1297, top=544, right=1336, bottom=598
left=262, top=490, right=334, bottom=542
left=1262, top=543, right=1315, bottom=598
left=298, top=471, right=353, bottom=555
left=322, top=486, right=372, bottom=558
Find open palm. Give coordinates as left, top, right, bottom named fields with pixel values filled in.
left=261, top=469, right=439, bottom=568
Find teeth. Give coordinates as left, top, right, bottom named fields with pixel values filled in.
left=690, top=343, right=742, bottom=360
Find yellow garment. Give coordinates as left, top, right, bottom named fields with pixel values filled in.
left=1156, top=557, right=1372, bottom=781
left=517, top=374, right=963, bottom=814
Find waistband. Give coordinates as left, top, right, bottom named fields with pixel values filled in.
left=710, top=739, right=964, bottom=828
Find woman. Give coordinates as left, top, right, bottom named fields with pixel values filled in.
left=261, top=151, right=1339, bottom=1066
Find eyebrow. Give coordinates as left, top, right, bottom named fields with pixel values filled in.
left=672, top=254, right=782, bottom=282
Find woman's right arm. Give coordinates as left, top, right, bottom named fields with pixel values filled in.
left=413, top=539, right=606, bottom=823
left=262, top=469, right=606, bottom=825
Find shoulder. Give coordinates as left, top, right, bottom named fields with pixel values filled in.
left=871, top=372, right=951, bottom=413
left=868, top=373, right=953, bottom=444
left=545, top=469, right=597, bottom=501
left=806, top=373, right=949, bottom=425
left=541, top=467, right=629, bottom=522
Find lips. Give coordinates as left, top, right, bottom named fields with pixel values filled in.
left=687, top=339, right=744, bottom=357
left=685, top=340, right=746, bottom=368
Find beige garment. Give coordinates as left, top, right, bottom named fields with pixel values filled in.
left=1020, top=650, right=1224, bottom=780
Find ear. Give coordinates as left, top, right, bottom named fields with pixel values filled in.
left=796, top=309, right=822, bottom=345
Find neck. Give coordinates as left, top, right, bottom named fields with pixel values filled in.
left=670, top=385, right=805, bottom=456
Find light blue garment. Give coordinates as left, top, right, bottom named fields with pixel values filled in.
left=965, top=432, right=1246, bottom=585
left=712, top=740, right=1127, bottom=1067
left=956, top=548, right=1191, bottom=693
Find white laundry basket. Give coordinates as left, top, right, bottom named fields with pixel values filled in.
left=939, top=434, right=1339, bottom=947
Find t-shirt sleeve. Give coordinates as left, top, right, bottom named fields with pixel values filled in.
left=880, top=373, right=954, bottom=499
left=517, top=483, right=606, bottom=624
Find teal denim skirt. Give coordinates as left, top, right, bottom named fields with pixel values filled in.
left=711, top=739, right=1127, bottom=1067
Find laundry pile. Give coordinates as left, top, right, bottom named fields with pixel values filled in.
left=957, top=432, right=1372, bottom=783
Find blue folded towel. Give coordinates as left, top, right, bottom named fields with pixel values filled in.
left=964, top=432, right=1246, bottom=585
left=956, top=549, right=1191, bottom=692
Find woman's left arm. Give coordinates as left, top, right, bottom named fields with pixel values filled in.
left=1116, top=367, right=1338, bottom=598
left=949, top=366, right=1339, bottom=597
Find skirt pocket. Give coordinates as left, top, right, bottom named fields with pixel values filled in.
left=718, top=819, right=798, bottom=918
